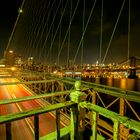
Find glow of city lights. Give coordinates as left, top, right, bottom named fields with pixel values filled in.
left=9, top=50, right=13, bottom=53
left=11, top=67, right=16, bottom=71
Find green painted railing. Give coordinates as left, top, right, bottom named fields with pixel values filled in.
left=0, top=80, right=140, bottom=140
left=79, top=102, right=140, bottom=139
left=0, top=101, right=77, bottom=140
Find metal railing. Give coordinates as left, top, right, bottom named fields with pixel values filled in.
left=0, top=100, right=77, bottom=140
left=79, top=102, right=140, bottom=140
left=0, top=90, right=140, bottom=140
left=1, top=75, right=140, bottom=139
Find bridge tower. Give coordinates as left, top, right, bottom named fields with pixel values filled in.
left=128, top=57, right=138, bottom=79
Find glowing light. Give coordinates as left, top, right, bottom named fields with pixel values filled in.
left=53, top=71, right=57, bottom=74
left=11, top=67, right=16, bottom=71
left=0, top=65, right=5, bottom=67
left=19, top=9, right=23, bottom=13
left=9, top=50, right=13, bottom=53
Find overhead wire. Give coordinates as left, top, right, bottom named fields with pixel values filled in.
left=9, top=0, right=32, bottom=58
left=57, top=1, right=63, bottom=66
left=73, top=0, right=97, bottom=64
left=23, top=0, right=44, bottom=58
left=102, top=0, right=126, bottom=64
left=30, top=0, right=48, bottom=59
left=127, top=0, right=131, bottom=64
left=5, top=0, right=26, bottom=54
left=45, top=0, right=69, bottom=62
left=67, top=0, right=73, bottom=69
left=100, top=0, right=103, bottom=65
left=38, top=0, right=61, bottom=61
left=21, top=0, right=36, bottom=57
left=34, top=0, right=55, bottom=61
left=55, top=0, right=80, bottom=65
left=81, top=0, right=85, bottom=68
left=27, top=0, right=46, bottom=58
left=49, top=2, right=56, bottom=66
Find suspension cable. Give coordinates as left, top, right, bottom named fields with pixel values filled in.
left=46, top=0, right=69, bottom=61
left=28, top=0, right=47, bottom=58
left=67, top=0, right=72, bottom=69
left=24, top=0, right=44, bottom=58
left=55, top=0, right=80, bottom=65
left=30, top=0, right=48, bottom=59
left=39, top=0, right=62, bottom=61
left=22, top=0, right=36, bottom=57
left=4, top=0, right=25, bottom=56
left=81, top=0, right=85, bottom=68
left=100, top=0, right=103, bottom=65
left=73, top=0, right=97, bottom=64
left=128, top=0, right=131, bottom=64
left=58, top=1, right=63, bottom=66
left=102, top=0, right=126, bottom=64
left=36, top=0, right=56, bottom=61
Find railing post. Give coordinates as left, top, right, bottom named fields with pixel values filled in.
left=70, top=104, right=78, bottom=140
left=6, top=122, right=12, bottom=140
left=119, top=93, right=129, bottom=139
left=56, top=109, right=60, bottom=140
left=34, top=114, right=39, bottom=140
left=70, top=81, right=86, bottom=140
left=90, top=90, right=96, bottom=128
left=113, top=119, right=119, bottom=140
left=51, top=81, right=54, bottom=104
left=90, top=111, right=97, bottom=140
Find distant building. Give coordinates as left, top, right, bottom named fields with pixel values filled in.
left=4, top=50, right=16, bottom=66
left=15, top=56, right=23, bottom=66
left=27, top=57, right=34, bottom=66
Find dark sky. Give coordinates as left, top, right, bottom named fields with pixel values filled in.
left=0, top=0, right=140, bottom=65
left=0, top=0, right=22, bottom=58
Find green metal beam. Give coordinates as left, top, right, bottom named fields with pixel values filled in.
left=0, top=90, right=72, bottom=105
left=0, top=101, right=76, bottom=124
left=93, top=87, right=140, bottom=103
left=80, top=102, right=140, bottom=133
left=0, top=79, right=55, bottom=86
left=59, top=78, right=140, bottom=103
left=40, top=125, right=70, bottom=140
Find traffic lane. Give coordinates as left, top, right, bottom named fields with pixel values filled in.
left=5, top=78, right=64, bottom=137
left=0, top=81, right=34, bottom=140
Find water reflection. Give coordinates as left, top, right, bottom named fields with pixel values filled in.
left=94, top=77, right=140, bottom=92
left=121, top=79, right=136, bottom=91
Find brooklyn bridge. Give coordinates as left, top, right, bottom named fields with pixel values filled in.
left=0, top=0, right=140, bottom=139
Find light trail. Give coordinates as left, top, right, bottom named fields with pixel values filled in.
left=0, top=77, right=65, bottom=139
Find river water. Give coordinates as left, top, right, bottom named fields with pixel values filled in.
left=84, top=77, right=140, bottom=92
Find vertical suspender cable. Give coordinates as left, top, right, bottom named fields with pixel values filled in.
left=56, top=0, right=80, bottom=65
left=50, top=3, right=56, bottom=66
left=58, top=1, right=63, bottom=66
left=100, top=0, right=103, bottom=65
left=102, top=0, right=126, bottom=64
left=22, top=0, right=36, bottom=57
left=41, top=0, right=63, bottom=62
left=67, top=0, right=72, bottom=70
left=46, top=0, right=69, bottom=61
left=128, top=0, right=131, bottom=64
left=4, top=0, right=25, bottom=57
left=26, top=0, right=44, bottom=58
left=73, top=0, right=96, bottom=64
left=28, top=0, right=46, bottom=58
left=81, top=0, right=85, bottom=68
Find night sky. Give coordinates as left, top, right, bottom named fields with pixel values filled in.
left=0, top=0, right=22, bottom=58
left=0, top=0, right=140, bottom=65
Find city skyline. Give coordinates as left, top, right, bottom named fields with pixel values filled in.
left=0, top=0, right=140, bottom=65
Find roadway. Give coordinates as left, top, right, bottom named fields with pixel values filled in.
left=0, top=77, right=64, bottom=140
